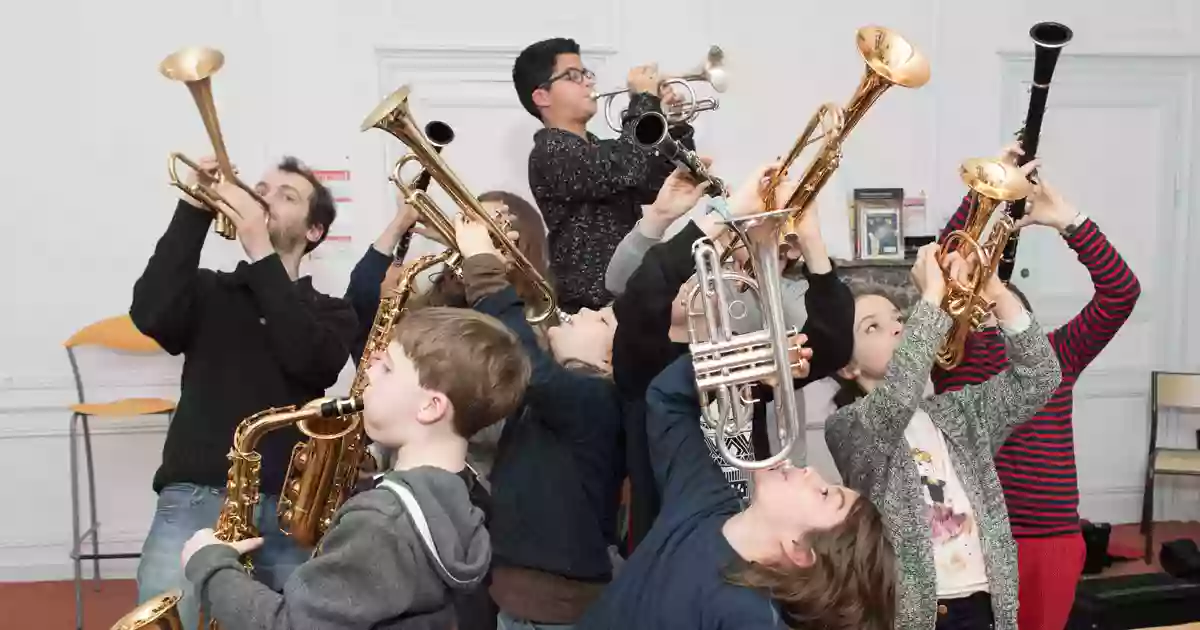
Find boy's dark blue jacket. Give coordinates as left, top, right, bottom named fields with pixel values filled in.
left=465, top=255, right=625, bottom=582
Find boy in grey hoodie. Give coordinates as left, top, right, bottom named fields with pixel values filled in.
left=179, top=306, right=533, bottom=629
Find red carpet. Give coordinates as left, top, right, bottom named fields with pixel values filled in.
left=2, top=521, right=1197, bottom=629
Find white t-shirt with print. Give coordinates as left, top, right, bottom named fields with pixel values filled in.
left=904, top=409, right=990, bottom=598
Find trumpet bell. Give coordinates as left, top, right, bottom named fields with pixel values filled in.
left=109, top=590, right=184, bottom=630
left=361, top=85, right=413, bottom=132
left=959, top=158, right=1034, bottom=202
left=857, top=26, right=930, bottom=89
left=700, top=45, right=728, bottom=93
left=159, top=47, right=225, bottom=83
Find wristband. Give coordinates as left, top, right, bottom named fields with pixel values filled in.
left=706, top=197, right=733, bottom=222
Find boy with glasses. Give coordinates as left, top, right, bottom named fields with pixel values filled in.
left=513, top=37, right=697, bottom=313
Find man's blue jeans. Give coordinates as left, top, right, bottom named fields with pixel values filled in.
left=135, top=483, right=311, bottom=629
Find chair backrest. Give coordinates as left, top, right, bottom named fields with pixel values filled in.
left=1153, top=371, right=1200, bottom=412
left=64, top=314, right=162, bottom=353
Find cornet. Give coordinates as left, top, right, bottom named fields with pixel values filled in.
left=592, top=45, right=727, bottom=132
left=723, top=27, right=929, bottom=271
left=936, top=158, right=1033, bottom=370
left=160, top=47, right=267, bottom=240
left=688, top=206, right=806, bottom=471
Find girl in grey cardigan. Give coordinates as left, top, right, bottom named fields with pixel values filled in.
left=825, top=245, right=1061, bottom=630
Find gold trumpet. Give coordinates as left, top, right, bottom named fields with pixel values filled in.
left=725, top=27, right=929, bottom=269
left=361, top=85, right=566, bottom=325
left=936, top=158, right=1033, bottom=370
left=160, top=47, right=267, bottom=240
left=593, top=45, right=727, bottom=132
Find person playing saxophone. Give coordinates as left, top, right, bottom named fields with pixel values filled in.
left=129, top=156, right=358, bottom=629
left=181, top=305, right=531, bottom=629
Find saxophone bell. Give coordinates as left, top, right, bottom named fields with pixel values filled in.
left=109, top=590, right=183, bottom=630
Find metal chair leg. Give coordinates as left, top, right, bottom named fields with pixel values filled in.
left=1143, top=469, right=1156, bottom=564
left=69, top=412, right=84, bottom=630
left=81, top=414, right=102, bottom=590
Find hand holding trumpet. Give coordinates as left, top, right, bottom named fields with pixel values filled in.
left=180, top=155, right=274, bottom=262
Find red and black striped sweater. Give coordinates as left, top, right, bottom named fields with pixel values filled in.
left=932, top=196, right=1141, bottom=538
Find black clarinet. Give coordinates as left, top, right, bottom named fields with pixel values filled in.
left=998, top=22, right=1073, bottom=283
left=631, top=111, right=729, bottom=197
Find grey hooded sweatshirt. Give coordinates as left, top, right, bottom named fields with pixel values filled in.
left=185, top=467, right=491, bottom=629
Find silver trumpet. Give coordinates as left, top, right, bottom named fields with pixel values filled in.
left=687, top=207, right=805, bottom=471
left=592, top=45, right=727, bottom=132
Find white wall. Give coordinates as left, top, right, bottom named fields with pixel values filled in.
left=3, top=0, right=1200, bottom=581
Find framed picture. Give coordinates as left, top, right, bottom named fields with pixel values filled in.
left=853, top=188, right=905, bottom=260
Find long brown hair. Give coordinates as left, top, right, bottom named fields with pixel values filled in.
left=833, top=283, right=900, bottom=409
left=406, top=190, right=550, bottom=310
left=725, top=494, right=897, bottom=630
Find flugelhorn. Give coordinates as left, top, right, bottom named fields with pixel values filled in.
left=632, top=111, right=728, bottom=197
left=724, top=27, right=929, bottom=270
left=593, top=45, right=727, bottom=132
left=361, top=85, right=566, bottom=325
left=160, top=47, right=267, bottom=240
left=936, top=158, right=1034, bottom=370
left=688, top=205, right=806, bottom=471
left=996, top=21, right=1072, bottom=284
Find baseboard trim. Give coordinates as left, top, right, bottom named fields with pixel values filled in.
left=0, top=559, right=139, bottom=583
left=0, top=532, right=145, bottom=583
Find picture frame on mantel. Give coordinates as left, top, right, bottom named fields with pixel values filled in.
left=853, top=188, right=905, bottom=260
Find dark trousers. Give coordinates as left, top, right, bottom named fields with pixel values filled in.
left=935, top=592, right=994, bottom=630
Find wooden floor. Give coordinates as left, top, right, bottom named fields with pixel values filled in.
left=2, top=521, right=1198, bottom=629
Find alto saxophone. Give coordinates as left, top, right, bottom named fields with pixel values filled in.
left=276, top=252, right=451, bottom=546
left=110, top=397, right=363, bottom=630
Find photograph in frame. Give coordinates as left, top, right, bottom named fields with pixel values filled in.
left=853, top=188, right=905, bottom=260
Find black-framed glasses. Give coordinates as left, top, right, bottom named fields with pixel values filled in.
left=542, top=67, right=595, bottom=88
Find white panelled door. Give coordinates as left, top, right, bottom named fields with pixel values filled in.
left=999, top=54, right=1198, bottom=523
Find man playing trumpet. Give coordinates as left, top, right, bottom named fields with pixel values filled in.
left=129, top=156, right=358, bottom=629
left=513, top=37, right=700, bottom=313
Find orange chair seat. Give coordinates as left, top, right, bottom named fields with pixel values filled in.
left=70, top=397, right=176, bottom=417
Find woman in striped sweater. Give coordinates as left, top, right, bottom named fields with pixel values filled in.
left=933, top=153, right=1141, bottom=630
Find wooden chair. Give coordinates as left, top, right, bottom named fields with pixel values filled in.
left=64, top=314, right=175, bottom=630
left=1140, top=371, right=1200, bottom=563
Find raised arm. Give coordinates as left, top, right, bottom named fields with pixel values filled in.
left=947, top=288, right=1062, bottom=450
left=646, top=354, right=742, bottom=515
left=1049, top=218, right=1141, bottom=373
left=790, top=204, right=853, bottom=384
left=612, top=219, right=709, bottom=398
left=344, top=204, right=419, bottom=359
left=604, top=222, right=664, bottom=296
left=129, top=200, right=214, bottom=355
left=938, top=194, right=973, bottom=243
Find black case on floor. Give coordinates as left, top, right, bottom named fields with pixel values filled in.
left=1068, top=573, right=1200, bottom=629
